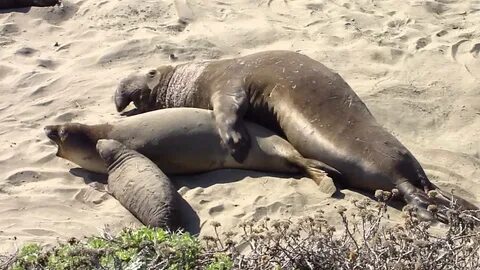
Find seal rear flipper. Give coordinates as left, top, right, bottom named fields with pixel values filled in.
left=397, top=181, right=451, bottom=223
left=308, top=167, right=337, bottom=196
left=429, top=184, right=479, bottom=211
left=287, top=155, right=339, bottom=196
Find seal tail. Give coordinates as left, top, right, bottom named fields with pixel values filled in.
left=287, top=155, right=340, bottom=196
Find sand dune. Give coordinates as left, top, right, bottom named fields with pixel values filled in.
left=0, top=0, right=479, bottom=252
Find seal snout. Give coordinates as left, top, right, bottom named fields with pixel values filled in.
left=115, top=89, right=130, bottom=112
left=44, top=125, right=59, bottom=141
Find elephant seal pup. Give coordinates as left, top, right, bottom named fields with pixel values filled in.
left=0, top=0, right=59, bottom=9
left=45, top=108, right=338, bottom=195
left=97, top=139, right=180, bottom=229
left=114, top=50, right=478, bottom=221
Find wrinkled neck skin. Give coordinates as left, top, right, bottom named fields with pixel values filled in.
left=106, top=149, right=138, bottom=173
left=148, top=62, right=208, bottom=110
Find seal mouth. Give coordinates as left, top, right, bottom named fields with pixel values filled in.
left=114, top=88, right=131, bottom=112
left=44, top=126, right=59, bottom=142
left=44, top=125, right=61, bottom=156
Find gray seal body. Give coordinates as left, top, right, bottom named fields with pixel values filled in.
left=97, top=139, right=181, bottom=229
left=45, top=108, right=338, bottom=195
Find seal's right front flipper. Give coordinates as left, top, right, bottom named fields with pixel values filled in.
left=211, top=86, right=251, bottom=163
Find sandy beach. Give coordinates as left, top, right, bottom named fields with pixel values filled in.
left=0, top=0, right=479, bottom=252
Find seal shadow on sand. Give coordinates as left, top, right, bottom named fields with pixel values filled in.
left=69, top=166, right=352, bottom=234
left=70, top=164, right=422, bottom=230
left=172, top=168, right=347, bottom=200
left=191, top=170, right=420, bottom=213
left=171, top=169, right=419, bottom=215
left=69, top=167, right=201, bottom=235
left=68, top=161, right=438, bottom=235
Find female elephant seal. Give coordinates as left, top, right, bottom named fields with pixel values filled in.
left=97, top=139, right=180, bottom=229
left=45, top=108, right=338, bottom=195
left=114, top=50, right=478, bottom=221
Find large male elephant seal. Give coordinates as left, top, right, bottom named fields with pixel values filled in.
left=0, top=0, right=59, bottom=9
left=114, top=50, right=478, bottom=221
left=45, top=108, right=338, bottom=195
left=97, top=139, right=181, bottom=229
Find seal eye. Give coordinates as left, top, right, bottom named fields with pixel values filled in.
left=147, top=70, right=157, bottom=78
left=59, top=128, right=68, bottom=142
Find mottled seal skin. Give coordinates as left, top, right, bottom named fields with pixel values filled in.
left=45, top=108, right=339, bottom=195
left=0, top=0, right=59, bottom=9
left=97, top=139, right=180, bottom=229
left=114, top=50, right=478, bottom=221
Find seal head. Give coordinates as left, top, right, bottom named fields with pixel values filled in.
left=96, top=139, right=122, bottom=166
left=115, top=66, right=174, bottom=113
left=44, top=124, right=107, bottom=173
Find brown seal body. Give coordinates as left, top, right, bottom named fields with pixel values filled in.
left=45, top=108, right=338, bottom=195
left=115, top=50, right=478, bottom=221
left=0, top=0, right=59, bottom=9
left=97, top=139, right=181, bottom=229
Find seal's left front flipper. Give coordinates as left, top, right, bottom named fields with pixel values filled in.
left=211, top=85, right=251, bottom=163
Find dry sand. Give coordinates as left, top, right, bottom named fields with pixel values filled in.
left=0, top=0, right=479, bottom=252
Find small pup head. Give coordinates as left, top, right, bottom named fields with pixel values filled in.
left=96, top=139, right=127, bottom=167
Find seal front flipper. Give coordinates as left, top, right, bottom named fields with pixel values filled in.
left=211, top=85, right=251, bottom=163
